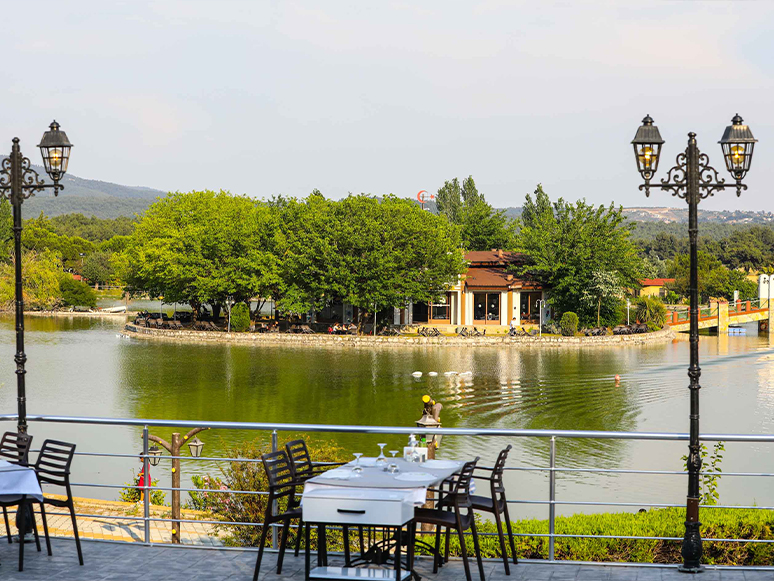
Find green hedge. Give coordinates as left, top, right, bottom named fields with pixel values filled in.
left=441, top=508, right=774, bottom=566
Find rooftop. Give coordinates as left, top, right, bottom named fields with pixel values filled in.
left=639, top=278, right=675, bottom=287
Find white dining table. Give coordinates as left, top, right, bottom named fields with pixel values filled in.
left=0, top=460, right=43, bottom=503
left=301, top=457, right=466, bottom=581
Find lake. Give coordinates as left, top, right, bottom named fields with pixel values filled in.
left=0, top=315, right=772, bottom=520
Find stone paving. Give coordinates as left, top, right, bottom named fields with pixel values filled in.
left=0, top=538, right=773, bottom=581
left=6, top=495, right=223, bottom=546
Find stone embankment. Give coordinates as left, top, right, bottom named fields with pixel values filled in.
left=123, top=323, right=675, bottom=348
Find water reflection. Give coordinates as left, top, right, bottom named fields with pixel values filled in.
left=1, top=316, right=773, bottom=516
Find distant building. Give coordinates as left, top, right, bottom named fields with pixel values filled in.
left=637, top=278, right=675, bottom=298
left=405, top=250, right=546, bottom=327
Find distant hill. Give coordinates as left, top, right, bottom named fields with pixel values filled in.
left=0, top=157, right=164, bottom=219
left=623, top=207, right=774, bottom=224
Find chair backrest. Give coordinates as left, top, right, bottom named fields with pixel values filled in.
left=0, top=432, right=34, bottom=466
left=452, top=457, right=479, bottom=508
left=35, top=439, right=76, bottom=487
left=491, top=445, right=512, bottom=495
left=262, top=450, right=298, bottom=508
left=285, top=439, right=313, bottom=480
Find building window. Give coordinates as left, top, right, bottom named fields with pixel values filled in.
left=474, top=292, right=500, bottom=323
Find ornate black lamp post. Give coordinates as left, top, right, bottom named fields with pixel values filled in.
left=631, top=114, right=757, bottom=572
left=0, top=122, right=73, bottom=434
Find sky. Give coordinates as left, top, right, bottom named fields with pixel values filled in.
left=2, top=1, right=774, bottom=211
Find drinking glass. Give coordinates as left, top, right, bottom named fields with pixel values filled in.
left=389, top=450, right=399, bottom=458
left=351, top=453, right=364, bottom=475
left=376, top=443, right=388, bottom=467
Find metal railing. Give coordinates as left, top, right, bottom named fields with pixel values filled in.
left=1, top=413, right=774, bottom=568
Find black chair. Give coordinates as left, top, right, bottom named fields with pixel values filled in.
left=414, top=458, right=485, bottom=581
left=0, top=432, right=42, bottom=571
left=35, top=439, right=83, bottom=566
left=1, top=431, right=34, bottom=542
left=253, top=450, right=303, bottom=581
left=471, top=445, right=517, bottom=574
left=284, top=440, right=351, bottom=560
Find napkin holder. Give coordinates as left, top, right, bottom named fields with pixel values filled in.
left=403, top=446, right=428, bottom=462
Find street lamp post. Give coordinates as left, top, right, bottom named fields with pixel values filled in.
left=145, top=427, right=209, bottom=544
left=0, top=121, right=73, bottom=434
left=536, top=298, right=547, bottom=337
left=631, top=114, right=757, bottom=572
left=627, top=298, right=631, bottom=326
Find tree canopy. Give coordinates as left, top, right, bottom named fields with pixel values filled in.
left=516, top=185, right=644, bottom=326
left=436, top=175, right=515, bottom=251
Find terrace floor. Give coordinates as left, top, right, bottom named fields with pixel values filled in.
left=0, top=539, right=772, bottom=581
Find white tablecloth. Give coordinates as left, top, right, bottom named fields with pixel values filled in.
left=0, top=460, right=43, bottom=503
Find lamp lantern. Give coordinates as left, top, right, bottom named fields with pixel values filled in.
left=37, top=120, right=73, bottom=184
left=719, top=114, right=757, bottom=187
left=187, top=436, right=205, bottom=458
left=631, top=114, right=664, bottom=187
left=148, top=445, right=162, bottom=467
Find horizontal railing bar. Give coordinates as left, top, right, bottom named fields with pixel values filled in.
left=4, top=412, right=774, bottom=442
left=65, top=482, right=269, bottom=495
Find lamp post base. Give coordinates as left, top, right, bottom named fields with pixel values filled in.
left=677, top=564, right=705, bottom=574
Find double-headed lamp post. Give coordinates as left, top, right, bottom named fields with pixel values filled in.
left=631, top=114, right=757, bottom=573
left=0, top=122, right=73, bottom=434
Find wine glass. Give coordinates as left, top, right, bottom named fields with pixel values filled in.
left=389, top=450, right=399, bottom=459
left=351, top=453, right=364, bottom=475
left=376, top=443, right=388, bottom=467
left=387, top=450, right=400, bottom=473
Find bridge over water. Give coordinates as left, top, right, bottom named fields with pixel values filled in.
left=666, top=298, right=772, bottom=333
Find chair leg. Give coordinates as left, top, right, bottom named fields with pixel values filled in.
left=39, top=502, right=52, bottom=556
left=432, top=524, right=442, bottom=574
left=253, top=515, right=271, bottom=581
left=455, top=521, right=472, bottom=581
left=444, top=526, right=451, bottom=564
left=18, top=500, right=25, bottom=572
left=67, top=500, right=84, bottom=565
left=470, top=518, right=486, bottom=581
left=493, top=508, right=510, bottom=575
left=295, top=515, right=304, bottom=557
left=30, top=504, right=41, bottom=553
left=3, top=507, right=11, bottom=543
left=277, top=517, right=291, bottom=574
left=502, top=502, right=518, bottom=564
left=343, top=525, right=351, bottom=566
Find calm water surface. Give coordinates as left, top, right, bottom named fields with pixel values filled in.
left=0, top=315, right=772, bottom=519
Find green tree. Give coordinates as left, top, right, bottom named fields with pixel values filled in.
left=668, top=252, right=757, bottom=302
left=0, top=249, right=63, bottom=310
left=635, top=296, right=667, bottom=327
left=580, top=270, right=624, bottom=327
left=82, top=250, right=114, bottom=287
left=516, top=187, right=644, bottom=326
left=229, top=302, right=251, bottom=332
left=435, top=175, right=516, bottom=251
left=0, top=199, right=12, bottom=259
left=121, top=190, right=279, bottom=317
left=59, top=276, right=97, bottom=308
left=275, top=193, right=467, bottom=325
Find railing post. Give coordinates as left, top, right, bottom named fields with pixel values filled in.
left=549, top=436, right=556, bottom=562
left=271, top=430, right=278, bottom=550
left=142, top=425, right=150, bottom=545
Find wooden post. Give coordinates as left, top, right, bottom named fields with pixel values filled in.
left=147, top=426, right=209, bottom=545
left=171, top=432, right=181, bottom=544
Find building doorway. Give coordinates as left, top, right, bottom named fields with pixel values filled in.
left=473, top=292, right=500, bottom=324
left=520, top=292, right=542, bottom=324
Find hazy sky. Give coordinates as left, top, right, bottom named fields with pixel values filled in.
left=2, top=1, right=774, bottom=210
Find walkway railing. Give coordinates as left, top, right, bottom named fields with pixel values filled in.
left=1, top=413, right=773, bottom=568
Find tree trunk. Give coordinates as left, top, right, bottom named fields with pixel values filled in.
left=190, top=300, right=201, bottom=321
left=597, top=297, right=602, bottom=327
left=212, top=303, right=221, bottom=320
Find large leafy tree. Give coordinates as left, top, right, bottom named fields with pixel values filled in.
left=436, top=175, right=515, bottom=251
left=517, top=185, right=644, bottom=326
left=276, top=193, right=467, bottom=322
left=0, top=249, right=63, bottom=310
left=668, top=251, right=757, bottom=302
left=120, top=190, right=278, bottom=316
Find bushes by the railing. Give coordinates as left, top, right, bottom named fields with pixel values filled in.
left=119, top=470, right=167, bottom=506
left=440, top=508, right=774, bottom=565
left=190, top=436, right=347, bottom=547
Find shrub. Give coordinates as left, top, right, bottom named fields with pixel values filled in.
left=230, top=303, right=251, bottom=332
left=635, top=296, right=667, bottom=327
left=119, top=470, right=167, bottom=506
left=559, top=312, right=579, bottom=336
left=541, top=321, right=560, bottom=335
left=59, top=276, right=97, bottom=308
left=191, top=435, right=347, bottom=546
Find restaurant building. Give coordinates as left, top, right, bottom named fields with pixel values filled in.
left=403, top=250, right=547, bottom=327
